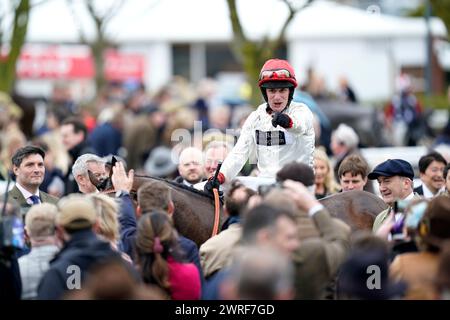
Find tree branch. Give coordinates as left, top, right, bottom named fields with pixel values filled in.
left=103, top=0, right=125, bottom=24
left=86, top=0, right=102, bottom=32
left=269, top=0, right=314, bottom=52
left=0, top=0, right=30, bottom=92
left=66, top=0, right=88, bottom=44
left=226, top=0, right=248, bottom=61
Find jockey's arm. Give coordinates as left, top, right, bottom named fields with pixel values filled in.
left=289, top=104, right=315, bottom=168
left=287, top=103, right=315, bottom=134
left=220, top=112, right=257, bottom=182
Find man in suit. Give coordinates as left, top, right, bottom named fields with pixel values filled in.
left=8, top=146, right=58, bottom=214
left=414, top=151, right=447, bottom=198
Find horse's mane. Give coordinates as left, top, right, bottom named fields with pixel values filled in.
left=134, top=174, right=215, bottom=200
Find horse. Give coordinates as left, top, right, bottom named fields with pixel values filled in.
left=131, top=175, right=387, bottom=246
left=132, top=175, right=225, bottom=247
left=320, top=190, right=387, bottom=232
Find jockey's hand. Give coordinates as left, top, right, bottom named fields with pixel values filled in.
left=204, top=172, right=225, bottom=195
left=272, top=112, right=293, bottom=129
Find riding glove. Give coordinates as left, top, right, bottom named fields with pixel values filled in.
left=272, top=112, right=293, bottom=129
left=204, top=172, right=225, bottom=194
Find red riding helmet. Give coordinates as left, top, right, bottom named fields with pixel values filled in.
left=258, top=59, right=298, bottom=89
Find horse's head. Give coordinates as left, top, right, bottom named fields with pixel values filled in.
left=87, top=156, right=118, bottom=192
left=88, top=170, right=114, bottom=192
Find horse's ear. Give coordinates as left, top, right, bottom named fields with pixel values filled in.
left=111, top=155, right=117, bottom=167
left=109, top=156, right=117, bottom=178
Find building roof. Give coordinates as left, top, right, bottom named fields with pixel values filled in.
left=19, top=0, right=447, bottom=44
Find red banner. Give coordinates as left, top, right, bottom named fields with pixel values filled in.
left=15, top=45, right=145, bottom=80
left=104, top=50, right=145, bottom=81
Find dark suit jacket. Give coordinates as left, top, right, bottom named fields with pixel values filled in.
left=8, top=185, right=59, bottom=215
left=414, top=185, right=424, bottom=196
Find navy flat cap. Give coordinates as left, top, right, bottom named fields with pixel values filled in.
left=368, top=159, right=414, bottom=180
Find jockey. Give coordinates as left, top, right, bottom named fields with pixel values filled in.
left=205, top=58, right=315, bottom=194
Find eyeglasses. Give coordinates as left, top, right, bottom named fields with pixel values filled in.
left=259, top=69, right=292, bottom=81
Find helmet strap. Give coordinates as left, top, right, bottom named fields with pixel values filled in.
left=260, top=87, right=268, bottom=103
left=287, top=87, right=295, bottom=108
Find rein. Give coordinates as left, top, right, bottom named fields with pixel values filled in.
left=211, top=188, right=221, bottom=237
left=210, top=162, right=223, bottom=237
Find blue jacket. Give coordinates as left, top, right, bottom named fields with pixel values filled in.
left=118, top=194, right=205, bottom=287
left=88, top=122, right=122, bottom=157
left=37, top=229, right=118, bottom=300
left=202, top=268, right=231, bottom=300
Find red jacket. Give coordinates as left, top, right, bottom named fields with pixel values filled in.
left=168, top=256, right=201, bottom=300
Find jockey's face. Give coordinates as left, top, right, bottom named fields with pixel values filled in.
left=419, top=160, right=445, bottom=194
left=204, top=146, right=228, bottom=179
left=267, top=88, right=290, bottom=113
left=340, top=172, right=367, bottom=192
left=377, top=175, right=412, bottom=206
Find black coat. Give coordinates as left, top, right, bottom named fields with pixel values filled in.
left=413, top=185, right=424, bottom=196
left=0, top=251, right=21, bottom=300
left=37, top=229, right=118, bottom=300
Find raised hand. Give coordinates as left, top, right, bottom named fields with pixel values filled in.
left=111, top=161, right=134, bottom=193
